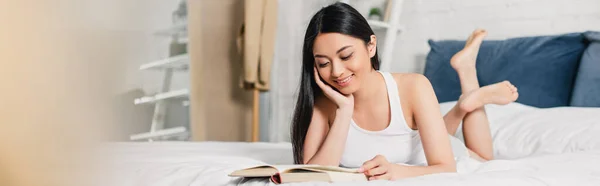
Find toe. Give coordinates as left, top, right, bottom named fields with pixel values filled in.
left=474, top=29, right=488, bottom=37
left=479, top=29, right=488, bottom=35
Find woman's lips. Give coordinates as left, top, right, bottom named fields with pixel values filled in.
left=334, top=75, right=353, bottom=87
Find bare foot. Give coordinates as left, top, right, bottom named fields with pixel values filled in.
left=458, top=81, right=519, bottom=113
left=450, top=29, right=488, bottom=71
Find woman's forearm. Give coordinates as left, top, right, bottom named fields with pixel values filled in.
left=306, top=108, right=353, bottom=166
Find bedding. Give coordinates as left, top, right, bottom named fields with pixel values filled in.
left=106, top=102, right=600, bottom=186
left=441, top=102, right=600, bottom=159
left=108, top=147, right=600, bottom=186
left=105, top=142, right=293, bottom=186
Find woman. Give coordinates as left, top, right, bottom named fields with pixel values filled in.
left=291, top=2, right=519, bottom=181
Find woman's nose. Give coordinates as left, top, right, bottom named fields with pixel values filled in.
left=331, top=60, right=345, bottom=78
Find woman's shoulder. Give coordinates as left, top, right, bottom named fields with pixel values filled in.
left=388, top=72, right=434, bottom=104
left=389, top=72, right=431, bottom=89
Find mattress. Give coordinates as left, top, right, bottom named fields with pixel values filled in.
left=105, top=102, right=600, bottom=186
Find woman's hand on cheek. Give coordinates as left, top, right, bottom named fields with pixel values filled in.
left=313, top=67, right=354, bottom=110
left=359, top=155, right=405, bottom=181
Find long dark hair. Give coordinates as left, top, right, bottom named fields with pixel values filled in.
left=291, top=2, right=380, bottom=164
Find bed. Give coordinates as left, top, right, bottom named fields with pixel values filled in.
left=105, top=102, right=600, bottom=186
left=106, top=32, right=600, bottom=185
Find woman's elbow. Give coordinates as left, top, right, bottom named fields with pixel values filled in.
left=442, top=163, right=457, bottom=173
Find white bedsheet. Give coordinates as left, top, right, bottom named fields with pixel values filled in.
left=105, top=142, right=293, bottom=186
left=106, top=103, right=600, bottom=186
left=441, top=102, right=600, bottom=159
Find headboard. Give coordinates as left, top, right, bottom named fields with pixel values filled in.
left=423, top=32, right=599, bottom=108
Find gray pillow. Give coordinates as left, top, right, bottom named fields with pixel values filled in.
left=570, top=31, right=600, bottom=107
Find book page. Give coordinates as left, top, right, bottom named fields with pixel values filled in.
left=295, top=166, right=359, bottom=173
left=278, top=169, right=366, bottom=183
left=326, top=171, right=368, bottom=182
left=230, top=164, right=321, bottom=177
left=230, top=164, right=361, bottom=177
left=270, top=165, right=319, bottom=172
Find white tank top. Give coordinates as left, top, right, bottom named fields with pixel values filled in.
left=339, top=71, right=469, bottom=168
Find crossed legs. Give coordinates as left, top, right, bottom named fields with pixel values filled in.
left=442, top=29, right=519, bottom=161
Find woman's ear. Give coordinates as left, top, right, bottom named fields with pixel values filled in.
left=368, top=35, right=377, bottom=58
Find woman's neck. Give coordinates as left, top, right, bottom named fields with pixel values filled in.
left=352, top=70, right=385, bottom=110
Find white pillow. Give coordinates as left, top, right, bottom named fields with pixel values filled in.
left=439, top=102, right=600, bottom=159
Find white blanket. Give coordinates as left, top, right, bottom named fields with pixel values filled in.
left=106, top=103, right=600, bottom=186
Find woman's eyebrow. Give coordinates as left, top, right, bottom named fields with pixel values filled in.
left=314, top=45, right=352, bottom=58
left=336, top=45, right=352, bottom=54
left=314, top=54, right=328, bottom=58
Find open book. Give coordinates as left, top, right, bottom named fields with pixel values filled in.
left=229, top=164, right=367, bottom=184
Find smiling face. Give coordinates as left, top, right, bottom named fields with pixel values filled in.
left=313, top=33, right=377, bottom=95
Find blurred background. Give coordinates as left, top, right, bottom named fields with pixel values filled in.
left=0, top=0, right=598, bottom=185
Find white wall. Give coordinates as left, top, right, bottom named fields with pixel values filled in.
left=390, top=0, right=600, bottom=73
